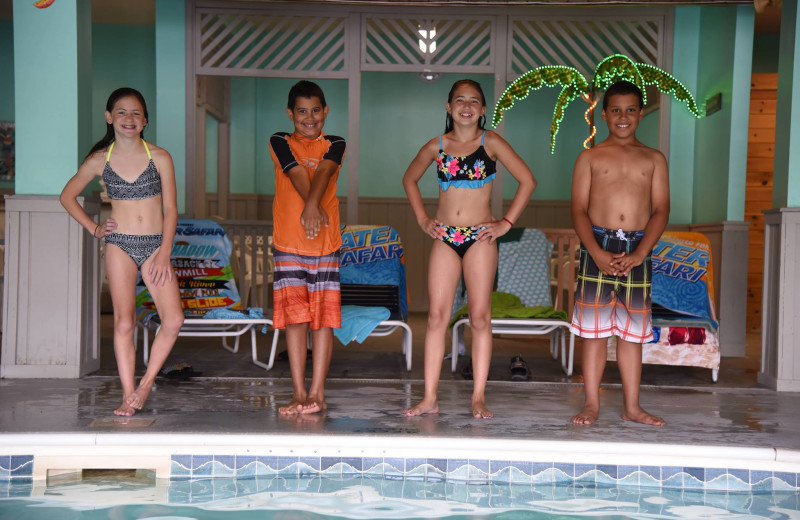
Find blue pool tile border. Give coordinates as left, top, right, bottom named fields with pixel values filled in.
left=2, top=453, right=798, bottom=492
left=164, top=454, right=800, bottom=492
left=0, top=456, right=33, bottom=481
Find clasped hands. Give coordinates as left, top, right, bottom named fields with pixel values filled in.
left=300, top=204, right=329, bottom=239
left=594, top=250, right=644, bottom=277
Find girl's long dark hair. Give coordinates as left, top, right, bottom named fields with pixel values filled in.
left=444, top=79, right=487, bottom=134
left=85, top=87, right=149, bottom=160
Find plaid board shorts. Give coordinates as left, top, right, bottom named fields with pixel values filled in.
left=569, top=226, right=653, bottom=343
left=272, top=248, right=341, bottom=330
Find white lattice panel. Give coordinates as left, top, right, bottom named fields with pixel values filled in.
left=197, top=9, right=348, bottom=77
left=363, top=14, right=494, bottom=72
left=509, top=16, right=666, bottom=79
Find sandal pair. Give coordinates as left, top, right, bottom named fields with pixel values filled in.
left=159, top=362, right=201, bottom=380
left=510, top=355, right=528, bottom=381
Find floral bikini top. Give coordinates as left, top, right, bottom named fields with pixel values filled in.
left=436, top=131, right=497, bottom=191
left=102, top=140, right=162, bottom=201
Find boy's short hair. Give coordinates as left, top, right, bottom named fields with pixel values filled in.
left=602, top=81, right=644, bottom=110
left=287, top=80, right=327, bottom=110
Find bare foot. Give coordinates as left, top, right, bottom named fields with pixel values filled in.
left=114, top=400, right=137, bottom=417
left=279, top=399, right=303, bottom=415
left=402, top=398, right=438, bottom=417
left=622, top=407, right=665, bottom=426
left=472, top=398, right=493, bottom=419
left=125, top=383, right=153, bottom=411
left=572, top=405, right=599, bottom=425
left=299, top=396, right=326, bottom=414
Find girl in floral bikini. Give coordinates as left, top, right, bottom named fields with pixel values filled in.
left=402, top=79, right=537, bottom=418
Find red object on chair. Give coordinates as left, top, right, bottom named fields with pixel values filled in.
left=668, top=327, right=688, bottom=345
left=687, top=327, right=706, bottom=345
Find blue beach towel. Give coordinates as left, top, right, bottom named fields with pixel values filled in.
left=334, top=305, right=391, bottom=345
left=202, top=307, right=271, bottom=333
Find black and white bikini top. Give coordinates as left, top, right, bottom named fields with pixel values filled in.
left=436, top=131, right=497, bottom=191
left=102, top=140, right=162, bottom=201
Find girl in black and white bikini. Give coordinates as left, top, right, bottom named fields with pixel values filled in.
left=61, top=87, right=183, bottom=417
left=402, top=79, right=537, bottom=419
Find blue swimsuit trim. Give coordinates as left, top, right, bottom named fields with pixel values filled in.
left=439, top=174, right=496, bottom=191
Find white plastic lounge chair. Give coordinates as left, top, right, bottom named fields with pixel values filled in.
left=339, top=224, right=413, bottom=371
left=136, top=219, right=279, bottom=370
left=450, top=228, right=579, bottom=376
left=608, top=231, right=721, bottom=382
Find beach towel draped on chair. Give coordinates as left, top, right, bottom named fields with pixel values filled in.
left=450, top=228, right=576, bottom=375
left=607, top=231, right=721, bottom=382
left=338, top=225, right=413, bottom=371
left=135, top=219, right=279, bottom=370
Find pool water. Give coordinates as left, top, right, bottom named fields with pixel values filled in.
left=1, top=474, right=799, bottom=519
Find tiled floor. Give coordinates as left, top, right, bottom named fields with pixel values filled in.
left=3, top=313, right=799, bottom=485
left=1, top=371, right=798, bottom=451
left=0, top=313, right=792, bottom=448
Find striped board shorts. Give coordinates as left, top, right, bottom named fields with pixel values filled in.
left=570, top=226, right=653, bottom=343
left=272, top=248, right=341, bottom=330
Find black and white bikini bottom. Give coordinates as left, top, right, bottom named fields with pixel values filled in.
left=105, top=232, right=163, bottom=268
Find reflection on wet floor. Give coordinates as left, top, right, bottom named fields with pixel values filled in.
left=1, top=313, right=792, bottom=451
left=1, top=375, right=799, bottom=450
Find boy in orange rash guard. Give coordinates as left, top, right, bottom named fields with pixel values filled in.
left=268, top=80, right=346, bottom=415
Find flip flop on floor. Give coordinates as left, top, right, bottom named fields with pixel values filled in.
left=276, top=349, right=313, bottom=362
left=461, top=357, right=473, bottom=380
left=159, top=362, right=201, bottom=380
left=510, top=355, right=528, bottom=381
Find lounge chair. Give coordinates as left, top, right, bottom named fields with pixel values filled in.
left=135, top=219, right=280, bottom=370
left=339, top=224, right=413, bottom=371
left=607, top=231, right=721, bottom=382
left=449, top=228, right=579, bottom=375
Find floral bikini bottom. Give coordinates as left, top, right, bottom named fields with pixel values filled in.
left=437, top=224, right=485, bottom=258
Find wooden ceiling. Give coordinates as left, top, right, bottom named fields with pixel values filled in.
left=0, top=0, right=781, bottom=34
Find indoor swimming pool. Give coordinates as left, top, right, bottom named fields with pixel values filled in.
left=1, top=473, right=799, bottom=520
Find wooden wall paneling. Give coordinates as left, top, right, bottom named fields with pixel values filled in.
left=217, top=121, right=230, bottom=218
left=750, top=74, right=778, bottom=90
left=744, top=73, right=777, bottom=331
left=208, top=195, right=572, bottom=312
left=194, top=104, right=207, bottom=218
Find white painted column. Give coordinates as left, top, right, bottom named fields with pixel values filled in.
left=759, top=0, right=800, bottom=392
left=2, top=196, right=101, bottom=378
left=759, top=208, right=800, bottom=391
left=689, top=221, right=750, bottom=357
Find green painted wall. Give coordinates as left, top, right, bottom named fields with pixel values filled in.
left=753, top=34, right=780, bottom=74
left=155, top=0, right=186, bottom=213
left=229, top=77, right=348, bottom=196
left=773, top=0, right=800, bottom=207
left=503, top=86, right=660, bottom=202
left=670, top=7, right=701, bottom=225
left=726, top=6, right=754, bottom=221
left=0, top=20, right=13, bottom=123
left=5, top=5, right=753, bottom=221
left=0, top=17, right=157, bottom=193
left=227, top=72, right=659, bottom=201
left=228, top=78, right=256, bottom=194
left=92, top=24, right=157, bottom=145
left=0, top=18, right=15, bottom=190
left=13, top=0, right=91, bottom=195
left=360, top=72, right=494, bottom=199
left=692, top=6, right=740, bottom=223
left=504, top=86, right=589, bottom=201
left=205, top=113, right=218, bottom=193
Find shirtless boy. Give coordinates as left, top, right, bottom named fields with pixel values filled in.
left=569, top=80, right=669, bottom=426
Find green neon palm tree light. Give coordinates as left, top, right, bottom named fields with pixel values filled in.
left=492, top=54, right=703, bottom=153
